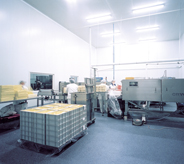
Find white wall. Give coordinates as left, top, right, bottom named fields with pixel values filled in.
left=0, top=0, right=91, bottom=89
left=93, top=40, right=182, bottom=85
left=179, top=33, right=184, bottom=77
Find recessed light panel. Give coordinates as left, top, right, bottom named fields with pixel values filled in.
left=139, top=37, right=156, bottom=42
left=132, top=3, right=165, bottom=13
left=86, top=13, right=112, bottom=23
left=136, top=25, right=160, bottom=32
left=101, top=31, right=121, bottom=37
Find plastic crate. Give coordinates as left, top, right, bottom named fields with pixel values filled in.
left=46, top=123, right=64, bottom=131
left=20, top=103, right=86, bottom=147
left=46, top=139, right=64, bottom=147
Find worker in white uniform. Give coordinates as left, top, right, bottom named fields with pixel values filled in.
left=20, top=81, right=28, bottom=90
left=109, top=80, right=117, bottom=91
left=66, top=79, right=78, bottom=104
left=98, top=80, right=109, bottom=116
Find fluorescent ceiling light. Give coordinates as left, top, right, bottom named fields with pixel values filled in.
left=136, top=25, right=160, bottom=32
left=132, top=3, right=164, bottom=13
left=86, top=13, right=112, bottom=23
left=101, top=31, right=121, bottom=37
left=139, top=37, right=156, bottom=42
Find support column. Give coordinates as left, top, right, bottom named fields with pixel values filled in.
left=93, top=68, right=97, bottom=111
left=113, top=24, right=115, bottom=80
left=89, top=27, right=92, bottom=78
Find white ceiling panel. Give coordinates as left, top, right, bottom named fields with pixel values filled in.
left=23, top=0, right=184, bottom=48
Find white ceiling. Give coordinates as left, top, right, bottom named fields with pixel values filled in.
left=23, top=0, right=184, bottom=48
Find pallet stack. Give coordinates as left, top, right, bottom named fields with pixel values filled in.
left=20, top=103, right=87, bottom=148
left=13, top=85, right=22, bottom=91
left=14, top=85, right=28, bottom=100
left=14, top=85, right=36, bottom=99
left=78, top=86, right=86, bottom=92
left=0, top=85, right=15, bottom=102
left=77, top=85, right=108, bottom=93
left=96, top=85, right=107, bottom=92
left=0, top=85, right=36, bottom=102
left=14, top=90, right=28, bottom=100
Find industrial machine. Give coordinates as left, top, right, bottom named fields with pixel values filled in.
left=58, top=78, right=96, bottom=125
left=38, top=89, right=61, bottom=102
left=59, top=81, right=69, bottom=103
left=121, top=79, right=184, bottom=119
left=58, top=81, right=86, bottom=103
left=58, top=70, right=109, bottom=124
left=71, top=92, right=94, bottom=124
left=38, top=89, right=55, bottom=97
left=71, top=78, right=95, bottom=125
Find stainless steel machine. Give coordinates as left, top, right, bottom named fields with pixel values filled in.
left=58, top=81, right=86, bottom=103
left=58, top=78, right=96, bottom=125
left=59, top=81, right=69, bottom=103
left=38, top=89, right=61, bottom=102
left=162, top=79, right=184, bottom=102
left=122, top=79, right=162, bottom=102
left=121, top=79, right=184, bottom=119
left=71, top=78, right=96, bottom=125
left=71, top=92, right=94, bottom=124
left=38, top=89, right=55, bottom=97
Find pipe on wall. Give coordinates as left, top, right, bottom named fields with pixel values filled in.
left=97, top=66, right=182, bottom=72
left=92, top=59, right=184, bottom=67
